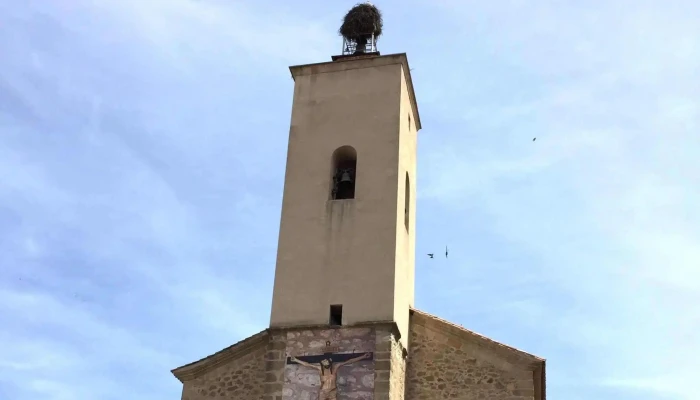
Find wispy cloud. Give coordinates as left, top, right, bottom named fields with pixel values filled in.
left=418, top=1, right=700, bottom=399
left=0, top=0, right=331, bottom=398
left=1, top=0, right=699, bottom=399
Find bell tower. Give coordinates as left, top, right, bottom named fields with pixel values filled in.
left=269, top=5, right=421, bottom=348
left=171, top=6, right=547, bottom=400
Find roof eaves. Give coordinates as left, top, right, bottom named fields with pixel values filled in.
left=171, top=329, right=268, bottom=382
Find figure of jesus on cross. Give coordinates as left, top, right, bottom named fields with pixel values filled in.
left=288, top=350, right=372, bottom=400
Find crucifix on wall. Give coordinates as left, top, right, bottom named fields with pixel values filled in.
left=287, top=343, right=373, bottom=400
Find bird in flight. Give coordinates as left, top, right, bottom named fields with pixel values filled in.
left=445, top=246, right=449, bottom=259
left=533, top=137, right=536, bottom=141
left=427, top=253, right=434, bottom=259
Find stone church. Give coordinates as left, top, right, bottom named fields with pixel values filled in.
left=171, top=8, right=546, bottom=399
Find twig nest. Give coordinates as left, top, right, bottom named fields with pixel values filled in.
left=339, top=2, right=383, bottom=40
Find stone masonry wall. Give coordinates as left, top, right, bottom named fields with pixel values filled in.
left=264, top=324, right=402, bottom=400
left=263, top=331, right=286, bottom=400
left=284, top=327, right=376, bottom=399
left=180, top=343, right=266, bottom=400
left=405, top=322, right=535, bottom=400
left=373, top=326, right=406, bottom=400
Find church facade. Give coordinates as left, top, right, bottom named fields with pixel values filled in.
left=172, top=51, right=545, bottom=400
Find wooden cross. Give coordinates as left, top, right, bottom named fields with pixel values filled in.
left=287, top=349, right=373, bottom=365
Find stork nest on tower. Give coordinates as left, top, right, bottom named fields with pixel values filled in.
left=339, top=2, right=383, bottom=41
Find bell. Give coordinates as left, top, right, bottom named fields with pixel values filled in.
left=333, top=168, right=355, bottom=199
left=340, top=170, right=354, bottom=183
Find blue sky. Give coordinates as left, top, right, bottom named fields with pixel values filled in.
left=1, top=0, right=699, bottom=399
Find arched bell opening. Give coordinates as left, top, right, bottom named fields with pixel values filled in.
left=330, top=146, right=357, bottom=200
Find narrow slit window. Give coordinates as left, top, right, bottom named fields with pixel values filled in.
left=408, top=114, right=411, bottom=131
left=329, top=305, right=343, bottom=326
left=331, top=146, right=357, bottom=200
left=405, top=172, right=410, bottom=231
